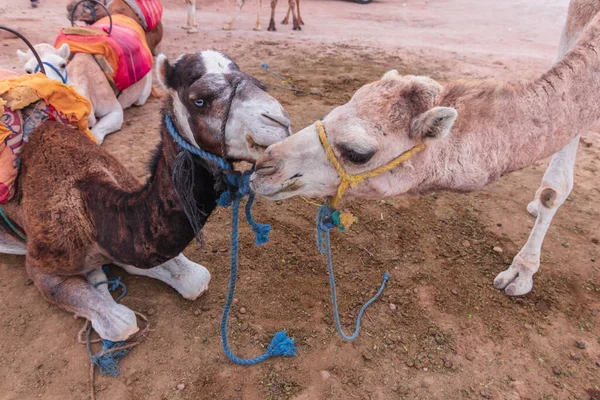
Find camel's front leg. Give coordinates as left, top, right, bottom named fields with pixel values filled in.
left=268, top=0, right=278, bottom=31
left=116, top=254, right=210, bottom=301
left=26, top=258, right=138, bottom=341
left=494, top=136, right=579, bottom=296
left=296, top=0, right=304, bottom=25
left=134, top=72, right=153, bottom=106
left=281, top=1, right=291, bottom=24
left=254, top=0, right=263, bottom=31
left=290, top=0, right=301, bottom=30
left=182, top=0, right=197, bottom=30
left=90, top=106, right=123, bottom=144
left=223, top=0, right=246, bottom=31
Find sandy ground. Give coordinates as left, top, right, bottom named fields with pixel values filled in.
left=0, top=0, right=599, bottom=399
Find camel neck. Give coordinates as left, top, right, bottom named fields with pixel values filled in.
left=87, top=113, right=220, bottom=268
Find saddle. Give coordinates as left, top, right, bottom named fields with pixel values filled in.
left=0, top=74, right=95, bottom=203
left=122, top=0, right=163, bottom=31
left=55, top=14, right=153, bottom=92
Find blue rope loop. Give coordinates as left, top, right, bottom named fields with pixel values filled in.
left=87, top=267, right=130, bottom=376
left=316, top=202, right=390, bottom=341
left=165, top=114, right=292, bottom=365
left=0, top=206, right=27, bottom=242
left=34, top=62, right=68, bottom=84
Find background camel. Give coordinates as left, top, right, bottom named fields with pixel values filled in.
left=67, top=0, right=164, bottom=53
left=223, top=0, right=303, bottom=31
left=1, top=50, right=291, bottom=341
left=251, top=0, right=600, bottom=297
left=18, top=41, right=152, bottom=144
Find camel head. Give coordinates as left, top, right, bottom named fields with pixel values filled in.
left=66, top=0, right=108, bottom=24
left=251, top=70, right=458, bottom=200
left=157, top=51, right=291, bottom=163
left=17, top=43, right=70, bottom=84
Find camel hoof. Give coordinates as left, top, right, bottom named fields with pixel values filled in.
left=181, top=25, right=192, bottom=30
left=222, top=24, right=232, bottom=31
left=187, top=28, right=199, bottom=34
left=293, top=25, right=302, bottom=31
left=91, top=304, right=139, bottom=341
left=253, top=26, right=262, bottom=31
left=504, top=277, right=533, bottom=296
left=526, top=200, right=539, bottom=218
left=281, top=19, right=289, bottom=25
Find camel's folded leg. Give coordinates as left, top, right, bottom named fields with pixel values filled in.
left=91, top=105, right=124, bottom=144
left=26, top=258, right=138, bottom=341
left=134, top=72, right=153, bottom=107
left=116, top=253, right=210, bottom=301
left=494, top=136, right=579, bottom=296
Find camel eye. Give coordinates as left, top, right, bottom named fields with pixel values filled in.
left=59, top=63, right=67, bottom=69
left=25, top=69, right=32, bottom=74
left=193, top=99, right=206, bottom=108
left=341, top=148, right=375, bottom=165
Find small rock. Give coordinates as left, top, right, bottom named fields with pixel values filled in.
left=147, top=308, right=156, bottom=316
left=389, top=303, right=397, bottom=311
left=571, top=352, right=582, bottom=361
left=234, top=387, right=242, bottom=392
left=444, top=360, right=453, bottom=368
left=406, top=360, right=415, bottom=367
left=591, top=238, right=599, bottom=245
left=423, top=367, right=428, bottom=372
left=562, top=242, right=570, bottom=248
left=344, top=267, right=352, bottom=274
left=239, top=307, right=247, bottom=314
left=201, top=305, right=211, bottom=311
left=19, top=318, right=26, bottom=325
left=193, top=310, right=201, bottom=316
left=466, top=353, right=475, bottom=361
left=362, top=352, right=372, bottom=361
left=576, top=341, right=586, bottom=349
left=233, top=298, right=239, bottom=304
left=552, top=367, right=561, bottom=376
left=480, top=389, right=492, bottom=399
left=451, top=289, right=458, bottom=296
left=320, top=370, right=331, bottom=381
left=462, top=240, right=471, bottom=247
left=176, top=383, right=185, bottom=391
left=493, top=246, right=503, bottom=253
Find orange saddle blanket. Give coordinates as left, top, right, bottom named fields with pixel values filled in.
left=55, top=14, right=153, bottom=92
left=0, top=74, right=95, bottom=203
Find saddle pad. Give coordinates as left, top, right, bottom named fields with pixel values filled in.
left=123, top=0, right=163, bottom=31
left=0, top=73, right=95, bottom=203
left=55, top=14, right=153, bottom=91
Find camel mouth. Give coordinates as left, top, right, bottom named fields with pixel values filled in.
left=245, top=134, right=269, bottom=153
left=250, top=176, right=304, bottom=199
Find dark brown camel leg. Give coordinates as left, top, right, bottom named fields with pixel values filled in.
left=26, top=257, right=138, bottom=341
left=281, top=2, right=291, bottom=24
left=290, top=0, right=301, bottom=30
left=268, top=0, right=278, bottom=31
left=296, top=0, right=304, bottom=25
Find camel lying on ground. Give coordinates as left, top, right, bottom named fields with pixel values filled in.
left=223, top=0, right=303, bottom=31
left=17, top=25, right=153, bottom=144
left=67, top=0, right=164, bottom=53
left=0, top=50, right=291, bottom=341
left=251, top=0, right=600, bottom=296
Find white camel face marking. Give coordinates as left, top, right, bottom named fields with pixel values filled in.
left=17, top=44, right=70, bottom=84
left=251, top=73, right=457, bottom=200
left=201, top=50, right=233, bottom=74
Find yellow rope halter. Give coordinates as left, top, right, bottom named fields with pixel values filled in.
left=316, top=120, right=425, bottom=209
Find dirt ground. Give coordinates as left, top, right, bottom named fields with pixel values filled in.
left=0, top=0, right=599, bottom=399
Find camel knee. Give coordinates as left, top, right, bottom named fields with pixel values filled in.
left=535, top=185, right=570, bottom=210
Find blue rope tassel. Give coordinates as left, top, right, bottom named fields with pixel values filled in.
left=165, top=115, right=294, bottom=365
left=316, top=202, right=389, bottom=341
left=87, top=268, right=130, bottom=377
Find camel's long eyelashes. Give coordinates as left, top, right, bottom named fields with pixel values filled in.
left=339, top=146, right=376, bottom=165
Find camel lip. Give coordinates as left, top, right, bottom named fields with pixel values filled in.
left=250, top=178, right=304, bottom=199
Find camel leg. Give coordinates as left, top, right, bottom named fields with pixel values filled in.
left=192, top=0, right=198, bottom=27
left=268, top=0, right=278, bottom=31
left=183, top=0, right=195, bottom=30
left=253, top=0, right=263, bottom=31
left=281, top=2, right=291, bottom=24
left=116, top=254, right=210, bottom=301
left=134, top=72, right=153, bottom=106
left=187, top=0, right=199, bottom=33
left=90, top=106, right=123, bottom=144
left=290, top=0, right=301, bottom=30
left=296, top=0, right=304, bottom=25
left=26, top=259, right=138, bottom=341
left=494, top=136, right=579, bottom=296
left=223, top=0, right=246, bottom=31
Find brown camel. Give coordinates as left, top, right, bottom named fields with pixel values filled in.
left=67, top=0, right=163, bottom=54
left=223, top=0, right=303, bottom=31
left=0, top=50, right=291, bottom=341
left=251, top=0, right=600, bottom=297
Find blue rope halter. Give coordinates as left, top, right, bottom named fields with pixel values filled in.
left=165, top=114, right=296, bottom=365
left=34, top=62, right=68, bottom=84
left=316, top=202, right=389, bottom=341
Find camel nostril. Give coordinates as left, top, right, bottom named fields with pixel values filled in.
left=254, top=164, right=278, bottom=176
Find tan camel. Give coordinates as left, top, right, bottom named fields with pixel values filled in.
left=0, top=50, right=291, bottom=341
left=251, top=0, right=600, bottom=296
left=183, top=0, right=199, bottom=33
left=17, top=43, right=152, bottom=144
left=66, top=0, right=164, bottom=53
left=223, top=0, right=303, bottom=31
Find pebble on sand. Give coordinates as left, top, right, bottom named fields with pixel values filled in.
left=320, top=370, right=331, bottom=381
left=239, top=307, right=247, bottom=314
left=177, top=383, right=185, bottom=391
left=493, top=246, right=503, bottom=253
left=389, top=303, right=397, bottom=311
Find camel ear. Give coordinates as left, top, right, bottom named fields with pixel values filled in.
left=155, top=53, right=171, bottom=90
left=57, top=43, right=70, bottom=60
left=382, top=69, right=399, bottom=80
left=410, top=107, right=457, bottom=140
left=16, top=49, right=30, bottom=64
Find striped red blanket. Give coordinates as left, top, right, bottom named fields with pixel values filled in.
left=55, top=14, right=153, bottom=92
left=124, top=0, right=163, bottom=31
